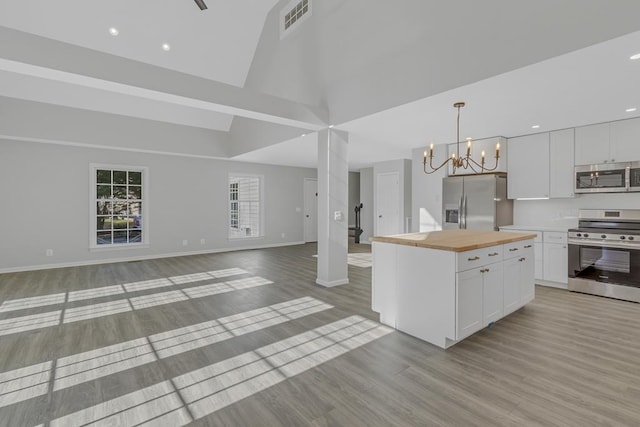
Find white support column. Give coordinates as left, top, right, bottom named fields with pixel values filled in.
left=316, top=128, right=349, bottom=287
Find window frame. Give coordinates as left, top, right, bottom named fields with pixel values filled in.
left=228, top=173, right=264, bottom=240
left=89, top=163, right=149, bottom=250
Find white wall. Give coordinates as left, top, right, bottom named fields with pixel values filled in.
left=359, top=167, right=374, bottom=244
left=514, top=193, right=640, bottom=227
left=0, top=139, right=316, bottom=272
left=411, top=145, right=448, bottom=231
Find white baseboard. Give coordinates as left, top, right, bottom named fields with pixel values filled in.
left=0, top=241, right=306, bottom=274
left=535, top=279, right=568, bottom=290
left=316, top=278, right=349, bottom=287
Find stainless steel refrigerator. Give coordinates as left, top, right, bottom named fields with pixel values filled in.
left=442, top=173, right=513, bottom=230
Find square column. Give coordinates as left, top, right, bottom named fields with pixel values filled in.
left=316, top=128, right=349, bottom=287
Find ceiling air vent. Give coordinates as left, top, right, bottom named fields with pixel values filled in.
left=280, top=0, right=311, bottom=38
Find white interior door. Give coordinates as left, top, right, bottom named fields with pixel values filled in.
left=376, top=172, right=400, bottom=236
left=304, top=179, right=318, bottom=242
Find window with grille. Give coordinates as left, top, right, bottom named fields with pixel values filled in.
left=229, top=175, right=262, bottom=239
left=91, top=164, right=147, bottom=248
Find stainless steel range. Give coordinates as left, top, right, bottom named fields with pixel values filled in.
left=568, top=209, right=640, bottom=303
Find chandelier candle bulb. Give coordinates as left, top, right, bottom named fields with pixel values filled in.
left=422, top=102, right=500, bottom=175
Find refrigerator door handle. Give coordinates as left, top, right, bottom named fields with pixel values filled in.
left=463, top=195, right=468, bottom=229
left=458, top=195, right=463, bottom=229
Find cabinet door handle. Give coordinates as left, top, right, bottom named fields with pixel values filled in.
left=488, top=252, right=499, bottom=256
left=480, top=268, right=486, bottom=273
left=524, top=245, right=532, bottom=248
left=509, top=248, right=518, bottom=252
left=468, top=256, right=480, bottom=261
left=519, top=257, right=526, bottom=262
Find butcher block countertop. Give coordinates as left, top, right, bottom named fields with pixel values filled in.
left=370, top=230, right=537, bottom=252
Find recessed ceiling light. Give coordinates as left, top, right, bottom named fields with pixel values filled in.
left=109, top=27, right=119, bottom=36
left=531, top=125, right=540, bottom=129
left=630, top=53, right=640, bottom=60
left=162, top=43, right=171, bottom=51
left=627, top=107, right=637, bottom=113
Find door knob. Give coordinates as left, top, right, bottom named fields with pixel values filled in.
left=378, top=215, right=382, bottom=218
left=306, top=215, right=309, bottom=218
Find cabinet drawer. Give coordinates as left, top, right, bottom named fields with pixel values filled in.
left=456, top=245, right=502, bottom=272
left=544, top=231, right=567, bottom=244
left=503, top=239, right=535, bottom=259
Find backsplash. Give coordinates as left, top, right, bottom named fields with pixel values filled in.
left=513, top=193, right=640, bottom=227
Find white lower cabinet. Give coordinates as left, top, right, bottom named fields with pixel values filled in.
left=456, top=239, right=533, bottom=340
left=456, top=268, right=484, bottom=340
left=543, top=243, right=568, bottom=284
left=502, top=257, right=521, bottom=315
left=482, top=263, right=504, bottom=325
left=502, top=244, right=534, bottom=315
left=372, top=237, right=535, bottom=349
left=543, top=231, right=568, bottom=285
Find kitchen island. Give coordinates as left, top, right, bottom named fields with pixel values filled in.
left=371, top=230, right=536, bottom=349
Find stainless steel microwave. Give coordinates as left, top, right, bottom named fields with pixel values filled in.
left=574, top=162, right=639, bottom=193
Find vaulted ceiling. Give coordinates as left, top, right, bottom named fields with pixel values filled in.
left=1, top=0, right=640, bottom=169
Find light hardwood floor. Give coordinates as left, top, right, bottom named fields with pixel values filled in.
left=0, top=243, right=639, bottom=426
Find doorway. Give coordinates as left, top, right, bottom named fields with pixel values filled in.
left=376, top=172, right=400, bottom=236
left=304, top=178, right=318, bottom=242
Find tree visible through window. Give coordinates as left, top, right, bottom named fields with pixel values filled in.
left=229, top=175, right=261, bottom=238
left=93, top=166, right=146, bottom=246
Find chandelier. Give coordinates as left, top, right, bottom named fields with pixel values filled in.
left=423, top=102, right=500, bottom=175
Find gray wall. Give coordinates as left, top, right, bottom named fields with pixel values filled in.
left=348, top=171, right=360, bottom=226
left=0, top=139, right=316, bottom=272
left=359, top=168, right=374, bottom=244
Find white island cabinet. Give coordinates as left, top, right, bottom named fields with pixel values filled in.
left=371, top=230, right=535, bottom=349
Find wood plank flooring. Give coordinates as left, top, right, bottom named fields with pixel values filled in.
left=0, top=243, right=639, bottom=426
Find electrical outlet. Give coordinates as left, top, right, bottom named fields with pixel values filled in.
left=182, top=240, right=188, bottom=246
left=46, top=249, right=53, bottom=257
left=200, top=238, right=206, bottom=245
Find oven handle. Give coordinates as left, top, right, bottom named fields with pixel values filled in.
left=568, top=239, right=640, bottom=250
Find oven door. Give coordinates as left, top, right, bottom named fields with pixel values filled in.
left=568, top=241, right=640, bottom=287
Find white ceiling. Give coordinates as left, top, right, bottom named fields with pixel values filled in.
left=236, top=29, right=640, bottom=170
left=0, top=0, right=278, bottom=86
left=1, top=1, right=640, bottom=171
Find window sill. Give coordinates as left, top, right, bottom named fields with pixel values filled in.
left=89, top=243, right=150, bottom=252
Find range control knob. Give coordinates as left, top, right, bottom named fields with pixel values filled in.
left=629, top=236, right=635, bottom=241
left=576, top=233, right=582, bottom=237
left=620, top=235, right=626, bottom=240
left=601, top=234, right=607, bottom=239
left=583, top=233, right=589, bottom=238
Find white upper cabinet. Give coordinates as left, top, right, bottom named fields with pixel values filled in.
left=507, top=133, right=550, bottom=199
left=575, top=123, right=611, bottom=165
left=549, top=128, right=575, bottom=198
left=575, top=118, right=640, bottom=165
left=611, top=117, right=640, bottom=161
left=448, top=137, right=507, bottom=175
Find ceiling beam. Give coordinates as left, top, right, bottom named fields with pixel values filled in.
left=0, top=26, right=329, bottom=131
